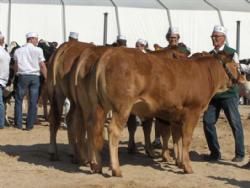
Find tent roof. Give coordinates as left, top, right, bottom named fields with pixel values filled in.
left=1, top=0, right=250, bottom=11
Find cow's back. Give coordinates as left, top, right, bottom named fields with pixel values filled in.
left=96, top=47, right=231, bottom=119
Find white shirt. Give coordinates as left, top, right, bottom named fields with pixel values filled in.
left=240, top=63, right=250, bottom=74
left=14, top=43, right=45, bottom=76
left=0, top=46, right=10, bottom=87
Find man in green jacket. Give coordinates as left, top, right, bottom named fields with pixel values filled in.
left=165, top=26, right=191, bottom=56
left=203, top=25, right=245, bottom=162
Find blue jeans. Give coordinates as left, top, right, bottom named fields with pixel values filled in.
left=203, top=97, right=245, bottom=158
left=14, top=75, right=40, bottom=129
left=0, top=87, right=5, bottom=128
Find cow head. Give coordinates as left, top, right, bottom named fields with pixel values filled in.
left=215, top=52, right=248, bottom=91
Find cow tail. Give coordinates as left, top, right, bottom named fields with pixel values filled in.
left=95, top=49, right=113, bottom=105
left=52, top=43, right=69, bottom=85
left=74, top=48, right=94, bottom=86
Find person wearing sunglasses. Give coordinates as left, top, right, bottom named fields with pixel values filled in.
left=165, top=26, right=191, bottom=56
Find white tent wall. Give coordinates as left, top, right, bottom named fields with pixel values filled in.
left=221, top=11, right=250, bottom=59
left=0, top=1, right=9, bottom=38
left=118, top=7, right=168, bottom=49
left=64, top=5, right=117, bottom=45
left=10, top=3, right=63, bottom=45
left=170, top=10, right=219, bottom=54
left=0, top=0, right=250, bottom=59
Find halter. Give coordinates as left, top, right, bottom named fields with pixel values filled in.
left=219, top=60, right=240, bottom=84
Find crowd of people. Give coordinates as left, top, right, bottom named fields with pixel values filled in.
left=0, top=25, right=249, bottom=167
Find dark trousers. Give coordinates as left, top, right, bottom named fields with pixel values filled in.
left=203, top=97, right=245, bottom=158
left=14, top=75, right=40, bottom=129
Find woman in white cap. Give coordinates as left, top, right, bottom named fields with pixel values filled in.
left=13, top=32, right=47, bottom=130
left=0, top=32, right=10, bottom=129
left=203, top=25, right=245, bottom=162
left=165, top=26, right=190, bottom=55
left=151, top=27, right=191, bottom=148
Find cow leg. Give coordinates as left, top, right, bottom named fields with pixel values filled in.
left=88, top=105, right=105, bottom=174
left=142, top=118, right=155, bottom=158
left=181, top=111, right=200, bottom=174
left=160, top=121, right=172, bottom=162
left=42, top=93, right=48, bottom=121
left=109, top=111, right=129, bottom=177
left=40, top=83, right=49, bottom=121
left=65, top=103, right=81, bottom=164
left=172, top=123, right=183, bottom=168
left=127, top=114, right=137, bottom=154
left=48, top=92, right=65, bottom=161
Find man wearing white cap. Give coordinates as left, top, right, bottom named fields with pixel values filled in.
left=116, top=35, right=127, bottom=47
left=0, top=32, right=10, bottom=129
left=14, top=32, right=47, bottom=130
left=151, top=26, right=191, bottom=148
left=68, top=32, right=79, bottom=41
left=135, top=38, right=148, bottom=53
left=165, top=26, right=190, bottom=55
left=203, top=25, right=245, bottom=162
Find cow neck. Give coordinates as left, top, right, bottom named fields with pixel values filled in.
left=219, top=60, right=239, bottom=84
left=207, top=64, right=216, bottom=95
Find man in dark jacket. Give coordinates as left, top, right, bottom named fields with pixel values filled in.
left=203, top=25, right=245, bottom=162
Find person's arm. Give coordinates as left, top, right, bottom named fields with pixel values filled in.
left=39, top=61, right=47, bottom=80
left=13, top=51, right=18, bottom=75
left=240, top=64, right=250, bottom=74
left=38, top=48, right=47, bottom=79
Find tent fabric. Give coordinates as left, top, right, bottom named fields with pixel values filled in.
left=0, top=0, right=250, bottom=58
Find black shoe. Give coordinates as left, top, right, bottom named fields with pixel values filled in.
left=14, top=125, right=22, bottom=130
left=232, top=156, right=244, bottom=162
left=203, top=154, right=221, bottom=161
left=24, top=127, right=33, bottom=131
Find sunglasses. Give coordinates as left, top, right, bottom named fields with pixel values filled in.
left=211, top=35, right=224, bottom=39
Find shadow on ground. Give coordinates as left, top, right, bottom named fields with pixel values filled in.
left=209, top=176, right=250, bottom=188
left=0, top=141, right=181, bottom=176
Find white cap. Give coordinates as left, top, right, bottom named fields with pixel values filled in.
left=69, top=32, right=79, bottom=40
left=26, top=32, right=38, bottom=39
left=136, top=38, right=148, bottom=46
left=213, top=25, right=227, bottom=35
left=167, top=27, right=179, bottom=35
left=117, top=35, right=126, bottom=40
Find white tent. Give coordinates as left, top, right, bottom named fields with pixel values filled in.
left=0, top=0, right=250, bottom=58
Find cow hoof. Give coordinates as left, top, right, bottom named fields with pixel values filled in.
left=146, top=149, right=157, bottom=158
left=112, top=169, right=122, bottom=177
left=90, top=163, right=102, bottom=174
left=80, top=160, right=90, bottom=167
left=162, top=151, right=172, bottom=162
left=49, top=153, right=59, bottom=161
left=184, top=166, right=194, bottom=174
left=176, top=161, right=183, bottom=168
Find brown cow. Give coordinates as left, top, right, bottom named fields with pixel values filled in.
left=94, top=47, right=246, bottom=176
left=72, top=45, right=112, bottom=172
left=127, top=47, right=189, bottom=158
left=47, top=40, right=93, bottom=163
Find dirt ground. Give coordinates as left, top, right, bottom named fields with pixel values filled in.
left=0, top=102, right=250, bottom=188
